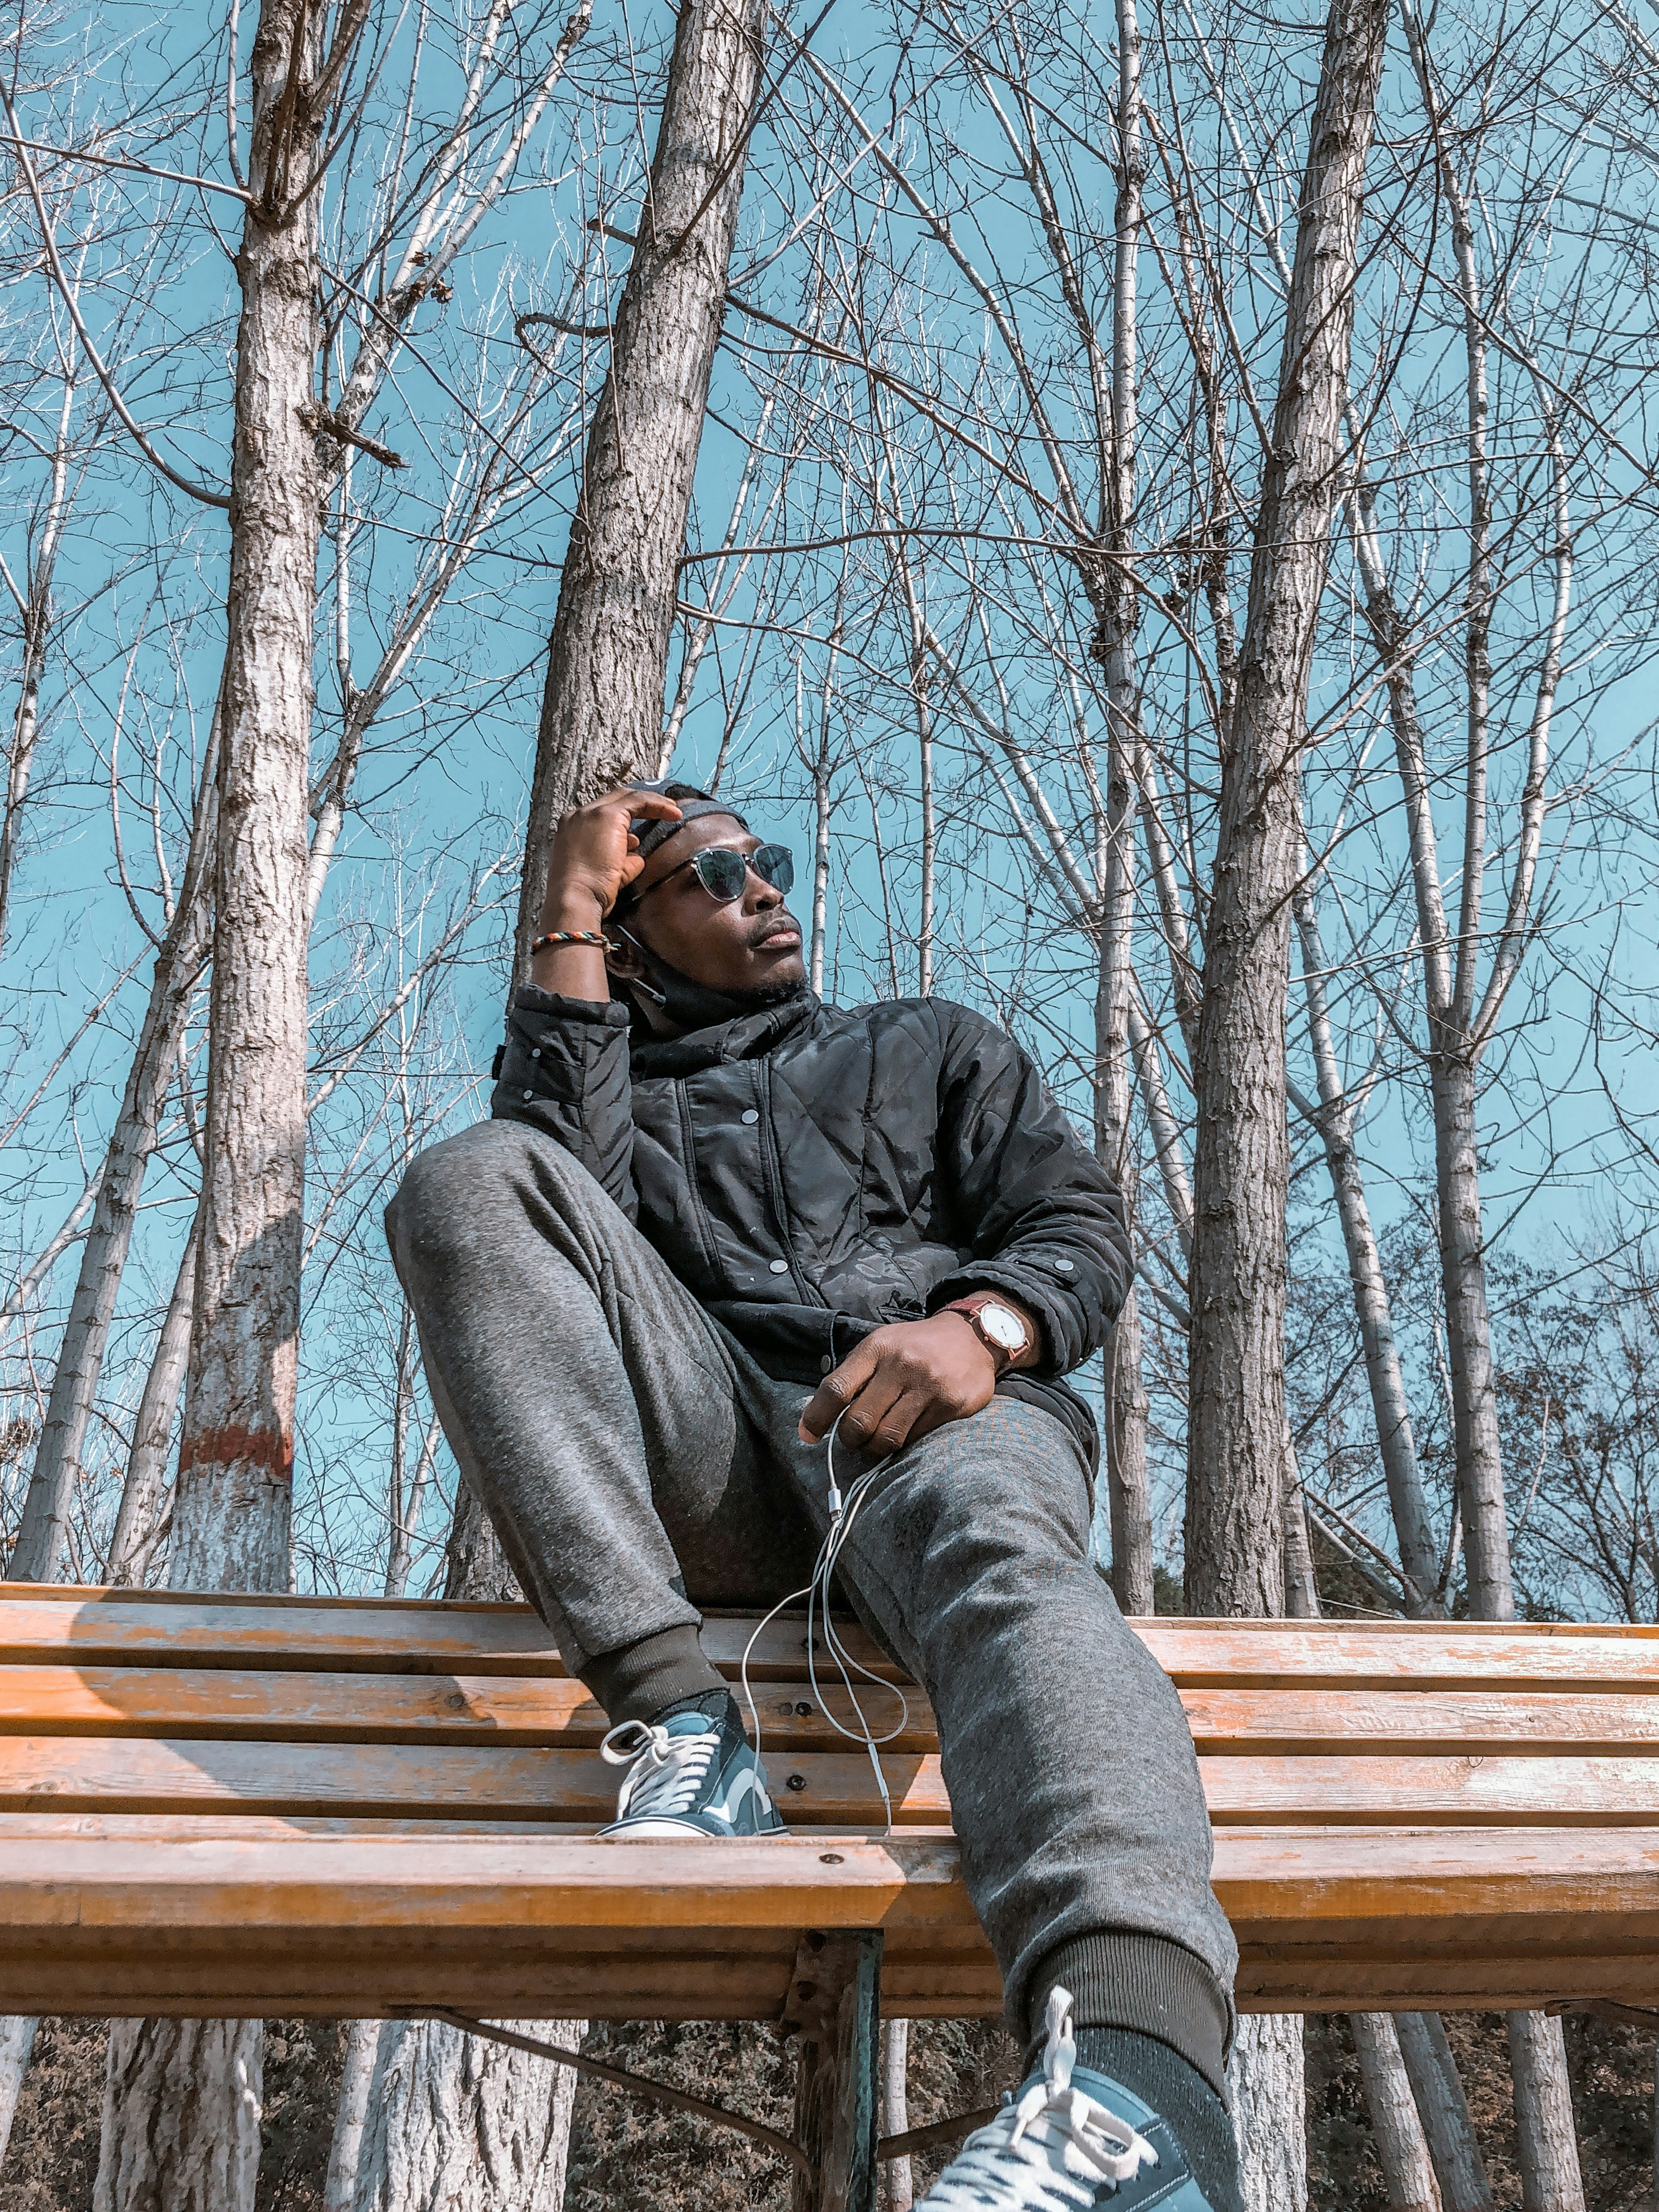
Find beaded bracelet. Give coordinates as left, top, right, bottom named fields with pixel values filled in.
left=530, top=928, right=616, bottom=955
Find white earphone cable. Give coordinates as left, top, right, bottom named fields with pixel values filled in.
left=738, top=1410, right=910, bottom=1836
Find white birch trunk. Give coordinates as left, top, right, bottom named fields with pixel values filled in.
left=515, top=0, right=768, bottom=961
left=1282, top=1448, right=1320, bottom=1620
left=1351, top=2013, right=1441, bottom=2211
left=1228, top=2016, right=1306, bottom=2212
left=1395, top=2013, right=1494, bottom=2212
left=1089, top=0, right=1151, bottom=1613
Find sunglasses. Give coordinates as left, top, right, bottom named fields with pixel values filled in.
left=632, top=842, right=795, bottom=906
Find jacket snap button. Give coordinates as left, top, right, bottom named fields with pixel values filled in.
left=522, top=1090, right=534, bottom=1101
left=820, top=1356, right=833, bottom=1374
left=769, top=1259, right=790, bottom=1275
left=742, top=1109, right=760, bottom=1125
left=1054, top=1257, right=1074, bottom=1273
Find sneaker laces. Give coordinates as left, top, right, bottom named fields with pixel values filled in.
left=920, top=1988, right=1159, bottom=2210
left=600, top=1718, right=722, bottom=1822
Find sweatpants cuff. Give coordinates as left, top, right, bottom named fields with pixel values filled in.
left=580, top=1622, right=722, bottom=1725
left=1031, top=1932, right=1233, bottom=2098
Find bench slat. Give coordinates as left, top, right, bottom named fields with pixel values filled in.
left=0, top=1667, right=932, bottom=1752
left=10, top=1589, right=1659, bottom=1692
left=16, top=1663, right=1659, bottom=1760
left=11, top=1669, right=1659, bottom=1763
left=1182, top=1689, right=1659, bottom=1755
left=0, top=1825, right=1657, bottom=2016
left=9, top=1735, right=1659, bottom=1827
left=0, top=1595, right=906, bottom=1681
left=0, top=1735, right=944, bottom=1823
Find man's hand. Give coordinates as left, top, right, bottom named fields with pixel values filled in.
left=528, top=787, right=683, bottom=999
left=541, top=785, right=683, bottom=929
left=797, top=1313, right=1003, bottom=1454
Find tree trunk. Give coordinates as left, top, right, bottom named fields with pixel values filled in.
left=350, top=2016, right=581, bottom=2212
left=881, top=2017, right=912, bottom=2212
left=1282, top=1449, right=1320, bottom=1619
left=0, top=365, right=77, bottom=961
left=1096, top=718, right=1150, bottom=1615
left=327, top=2020, right=382, bottom=2212
left=1183, top=0, right=1394, bottom=2104
left=1506, top=2013, right=1585, bottom=2212
left=514, top=0, right=767, bottom=964
left=1293, top=879, right=1440, bottom=1609
left=1351, top=2014, right=1441, bottom=2211
left=1107, top=1293, right=1153, bottom=1613
left=1395, top=2013, right=1494, bottom=2212
left=1185, top=0, right=1389, bottom=1617
left=11, top=814, right=211, bottom=1581
left=0, top=2014, right=37, bottom=2165
left=105, top=1216, right=200, bottom=1586
left=1432, top=1050, right=1512, bottom=1620
left=171, top=0, right=323, bottom=1593
left=97, top=6, right=327, bottom=2203
left=341, top=1485, right=586, bottom=2212
left=1229, top=2016, right=1306, bottom=2212
left=94, top=2019, right=264, bottom=2212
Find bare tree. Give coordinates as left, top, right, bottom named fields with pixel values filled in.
left=1185, top=0, right=1390, bottom=1615
left=516, top=0, right=769, bottom=957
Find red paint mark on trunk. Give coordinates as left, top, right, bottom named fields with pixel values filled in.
left=177, top=1425, right=294, bottom=1479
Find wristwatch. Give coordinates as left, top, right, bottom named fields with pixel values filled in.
left=942, top=1294, right=1034, bottom=1373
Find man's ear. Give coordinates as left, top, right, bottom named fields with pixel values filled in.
left=604, top=930, right=647, bottom=985
left=605, top=924, right=664, bottom=1005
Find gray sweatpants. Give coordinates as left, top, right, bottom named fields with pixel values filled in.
left=386, top=1118, right=1237, bottom=2087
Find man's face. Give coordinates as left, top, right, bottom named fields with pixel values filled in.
left=620, top=814, right=806, bottom=996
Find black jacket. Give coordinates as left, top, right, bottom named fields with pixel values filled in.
left=490, top=988, right=1132, bottom=1465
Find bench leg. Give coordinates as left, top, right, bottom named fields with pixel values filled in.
left=787, top=1929, right=884, bottom=2212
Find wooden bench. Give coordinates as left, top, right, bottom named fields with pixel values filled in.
left=3, top=1587, right=1658, bottom=2202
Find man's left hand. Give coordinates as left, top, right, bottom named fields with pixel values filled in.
left=797, top=1312, right=1015, bottom=1454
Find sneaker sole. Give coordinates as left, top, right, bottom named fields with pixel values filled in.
left=596, top=1819, right=789, bottom=1841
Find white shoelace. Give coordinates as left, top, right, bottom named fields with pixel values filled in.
left=920, top=1988, right=1159, bottom=2210
left=600, top=1719, right=721, bottom=1822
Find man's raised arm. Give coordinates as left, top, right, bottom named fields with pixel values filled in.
left=489, top=788, right=681, bottom=1211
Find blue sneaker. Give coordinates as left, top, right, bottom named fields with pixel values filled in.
left=915, top=1988, right=1222, bottom=2209
left=597, top=1707, right=786, bottom=1839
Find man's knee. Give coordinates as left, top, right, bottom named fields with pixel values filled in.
left=386, top=1119, right=544, bottom=1283
left=896, top=1398, right=1094, bottom=1553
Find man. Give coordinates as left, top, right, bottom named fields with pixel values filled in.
left=387, top=781, right=1244, bottom=2210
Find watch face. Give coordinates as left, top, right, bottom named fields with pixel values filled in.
left=979, top=1302, right=1027, bottom=1351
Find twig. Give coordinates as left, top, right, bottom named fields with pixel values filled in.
left=0, top=90, right=231, bottom=511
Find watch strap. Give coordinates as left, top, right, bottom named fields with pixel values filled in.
left=941, top=1294, right=1032, bottom=1371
